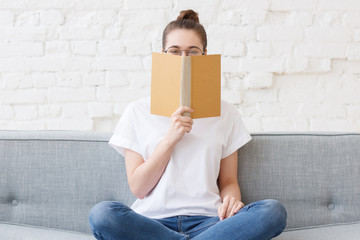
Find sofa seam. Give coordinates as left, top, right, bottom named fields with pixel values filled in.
left=0, top=139, right=108, bottom=143
left=0, top=221, right=92, bottom=236
left=284, top=221, right=360, bottom=232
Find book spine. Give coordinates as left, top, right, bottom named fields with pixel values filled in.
left=180, top=56, right=191, bottom=117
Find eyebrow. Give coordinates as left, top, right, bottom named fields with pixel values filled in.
left=167, top=45, right=202, bottom=49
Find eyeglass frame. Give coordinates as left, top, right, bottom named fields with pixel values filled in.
left=163, top=46, right=205, bottom=56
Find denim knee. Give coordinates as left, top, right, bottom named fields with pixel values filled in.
left=264, top=199, right=287, bottom=232
left=89, top=201, right=130, bottom=233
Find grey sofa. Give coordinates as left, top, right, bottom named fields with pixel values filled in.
left=1, top=130, right=360, bottom=239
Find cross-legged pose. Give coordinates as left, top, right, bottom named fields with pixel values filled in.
left=89, top=9, right=287, bottom=240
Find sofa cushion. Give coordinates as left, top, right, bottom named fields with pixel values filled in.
left=0, top=130, right=135, bottom=234
left=1, top=131, right=360, bottom=235
left=274, top=222, right=360, bottom=240
left=238, top=133, right=360, bottom=230
left=0, top=223, right=94, bottom=240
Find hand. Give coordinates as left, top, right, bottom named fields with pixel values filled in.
left=218, top=195, right=244, bottom=221
left=165, top=106, right=194, bottom=146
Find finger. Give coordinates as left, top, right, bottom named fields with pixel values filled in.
left=182, top=126, right=191, bottom=133
left=172, top=115, right=193, bottom=123
left=225, top=201, right=242, bottom=220
left=229, top=201, right=242, bottom=217
left=172, top=119, right=193, bottom=129
left=181, top=121, right=193, bottom=128
left=180, top=106, right=194, bottom=113
left=218, top=205, right=225, bottom=221
left=172, top=117, right=193, bottom=127
left=234, top=202, right=244, bottom=213
left=228, top=205, right=237, bottom=218
left=173, top=120, right=192, bottom=130
left=226, top=198, right=236, bottom=218
left=219, top=196, right=230, bottom=220
left=178, top=116, right=193, bottom=124
left=172, top=106, right=194, bottom=117
left=230, top=202, right=244, bottom=218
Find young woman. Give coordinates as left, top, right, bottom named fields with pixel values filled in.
left=89, top=9, right=287, bottom=240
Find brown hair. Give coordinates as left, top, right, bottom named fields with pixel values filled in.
left=162, top=9, right=207, bottom=51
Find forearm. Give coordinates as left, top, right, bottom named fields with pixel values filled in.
left=127, top=106, right=193, bottom=199
left=218, top=181, right=243, bottom=221
left=129, top=137, right=176, bottom=199
left=217, top=151, right=244, bottom=220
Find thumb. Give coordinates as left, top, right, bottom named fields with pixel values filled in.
left=218, top=205, right=225, bottom=221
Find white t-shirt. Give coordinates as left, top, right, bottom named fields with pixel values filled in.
left=109, top=97, right=252, bottom=219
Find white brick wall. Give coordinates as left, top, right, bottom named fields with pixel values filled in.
left=0, top=0, right=359, bottom=132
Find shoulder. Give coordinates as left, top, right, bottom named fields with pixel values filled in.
left=118, top=97, right=150, bottom=123
left=123, top=97, right=149, bottom=114
left=126, top=97, right=149, bottom=110
left=220, top=100, right=241, bottom=119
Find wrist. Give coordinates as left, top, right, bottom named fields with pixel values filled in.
left=161, top=135, right=177, bottom=150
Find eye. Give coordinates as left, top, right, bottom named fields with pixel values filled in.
left=188, top=48, right=202, bottom=55
left=167, top=48, right=180, bottom=55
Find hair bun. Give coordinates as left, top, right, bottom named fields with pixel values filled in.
left=176, top=9, right=200, bottom=23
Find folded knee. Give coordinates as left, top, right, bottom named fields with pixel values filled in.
left=89, top=201, right=129, bottom=231
left=264, top=199, right=287, bottom=230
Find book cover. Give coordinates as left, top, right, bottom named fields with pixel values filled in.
left=150, top=53, right=221, bottom=119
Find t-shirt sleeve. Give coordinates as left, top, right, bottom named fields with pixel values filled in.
left=108, top=104, right=142, bottom=157
left=221, top=109, right=252, bottom=159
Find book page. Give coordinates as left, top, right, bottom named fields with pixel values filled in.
left=151, top=53, right=221, bottom=119
left=151, top=53, right=182, bottom=117
left=191, top=54, right=221, bottom=118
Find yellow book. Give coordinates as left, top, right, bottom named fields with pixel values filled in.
left=151, top=53, right=221, bottom=119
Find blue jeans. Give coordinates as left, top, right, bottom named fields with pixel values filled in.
left=89, top=199, right=287, bottom=240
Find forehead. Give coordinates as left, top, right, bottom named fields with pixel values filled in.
left=165, top=29, right=203, bottom=49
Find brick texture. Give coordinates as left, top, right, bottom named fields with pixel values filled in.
left=0, top=0, right=359, bottom=132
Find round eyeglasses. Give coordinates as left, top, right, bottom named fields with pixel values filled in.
left=164, top=46, right=205, bottom=56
